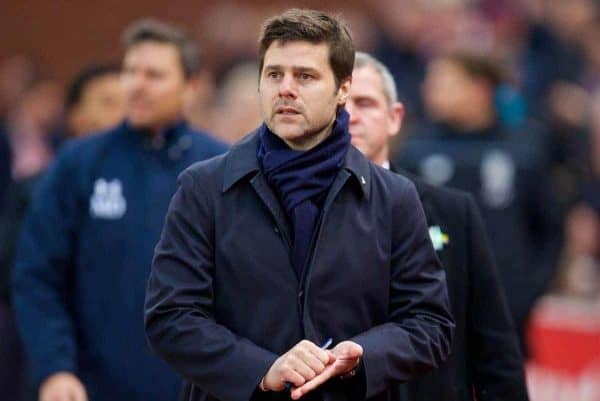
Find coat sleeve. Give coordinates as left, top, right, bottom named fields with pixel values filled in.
left=144, top=169, right=278, bottom=401
left=11, top=150, right=79, bottom=385
left=464, top=195, right=530, bottom=401
left=351, top=180, right=454, bottom=398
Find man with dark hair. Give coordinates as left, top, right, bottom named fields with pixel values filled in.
left=399, top=50, right=562, bottom=353
left=145, top=9, right=453, bottom=401
left=12, top=19, right=227, bottom=401
left=123, top=18, right=202, bottom=79
left=347, top=51, right=529, bottom=401
left=65, top=64, right=125, bottom=137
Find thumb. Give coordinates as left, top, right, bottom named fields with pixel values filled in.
left=337, top=342, right=363, bottom=359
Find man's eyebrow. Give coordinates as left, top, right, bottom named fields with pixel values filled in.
left=294, top=66, right=320, bottom=74
left=262, top=65, right=319, bottom=73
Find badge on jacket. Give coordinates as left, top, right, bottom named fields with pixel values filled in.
left=428, top=225, right=449, bottom=251
left=90, top=178, right=127, bottom=219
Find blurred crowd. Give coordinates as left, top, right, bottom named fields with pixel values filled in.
left=1, top=0, right=600, bottom=399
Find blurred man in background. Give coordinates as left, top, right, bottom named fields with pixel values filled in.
left=398, top=51, right=562, bottom=353
left=0, top=62, right=126, bottom=401
left=347, top=51, right=529, bottom=401
left=209, top=62, right=262, bottom=144
left=12, top=19, right=227, bottom=401
left=65, top=63, right=125, bottom=137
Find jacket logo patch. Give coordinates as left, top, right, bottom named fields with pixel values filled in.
left=429, top=225, right=449, bottom=251
left=90, top=178, right=127, bottom=219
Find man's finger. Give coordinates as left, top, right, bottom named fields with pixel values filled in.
left=290, top=367, right=334, bottom=400
left=288, top=357, right=317, bottom=381
left=307, top=345, right=335, bottom=366
left=297, top=349, right=326, bottom=374
left=283, top=369, right=308, bottom=388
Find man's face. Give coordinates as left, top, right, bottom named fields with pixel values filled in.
left=70, top=73, right=126, bottom=136
left=259, top=40, right=350, bottom=150
left=346, top=66, right=403, bottom=165
left=121, top=42, right=188, bottom=130
left=422, top=58, right=471, bottom=123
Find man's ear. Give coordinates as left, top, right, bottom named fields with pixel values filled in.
left=389, top=101, right=405, bottom=138
left=337, top=77, right=352, bottom=106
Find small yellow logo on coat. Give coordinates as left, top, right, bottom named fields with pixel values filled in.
left=428, top=226, right=449, bottom=251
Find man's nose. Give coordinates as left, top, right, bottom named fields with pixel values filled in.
left=278, top=75, right=298, bottom=98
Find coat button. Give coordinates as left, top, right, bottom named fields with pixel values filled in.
left=298, top=290, right=304, bottom=299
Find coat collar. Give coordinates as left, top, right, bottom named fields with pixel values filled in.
left=222, top=130, right=371, bottom=199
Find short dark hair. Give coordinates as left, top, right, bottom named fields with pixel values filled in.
left=122, top=19, right=201, bottom=78
left=258, top=9, right=355, bottom=88
left=446, top=51, right=504, bottom=88
left=66, top=64, right=120, bottom=110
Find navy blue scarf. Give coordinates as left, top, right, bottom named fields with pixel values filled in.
left=258, top=109, right=351, bottom=277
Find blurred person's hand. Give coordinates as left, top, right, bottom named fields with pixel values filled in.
left=39, top=372, right=87, bottom=401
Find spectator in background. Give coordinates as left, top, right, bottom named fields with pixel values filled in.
left=553, top=204, right=600, bottom=300
left=0, top=55, right=36, bottom=126
left=398, top=50, right=563, bottom=354
left=519, top=0, right=595, bottom=115
left=0, top=62, right=126, bottom=401
left=5, top=80, right=63, bottom=180
left=0, top=130, right=10, bottom=207
left=65, top=64, right=125, bottom=137
left=12, top=18, right=226, bottom=401
left=210, top=62, right=261, bottom=144
left=347, top=51, right=528, bottom=401
left=552, top=90, right=600, bottom=302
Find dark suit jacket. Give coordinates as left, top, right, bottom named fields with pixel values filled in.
left=392, top=167, right=529, bottom=401
left=144, top=134, right=454, bottom=401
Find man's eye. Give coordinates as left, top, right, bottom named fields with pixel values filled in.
left=267, top=71, right=281, bottom=79
left=299, top=73, right=313, bottom=80
left=148, top=71, right=164, bottom=79
left=357, top=99, right=375, bottom=107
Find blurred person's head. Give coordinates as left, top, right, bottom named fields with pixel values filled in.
left=371, top=0, right=426, bottom=48
left=423, top=51, right=502, bottom=132
left=588, top=90, right=600, bottom=177
left=8, top=80, right=63, bottom=179
left=15, top=80, right=64, bottom=133
left=211, top=62, right=261, bottom=144
left=555, top=203, right=600, bottom=299
left=543, top=0, right=596, bottom=43
left=581, top=18, right=600, bottom=77
left=66, top=64, right=125, bottom=137
left=0, top=55, right=36, bottom=119
left=346, top=52, right=403, bottom=166
left=257, top=8, right=354, bottom=150
left=121, top=19, right=201, bottom=133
